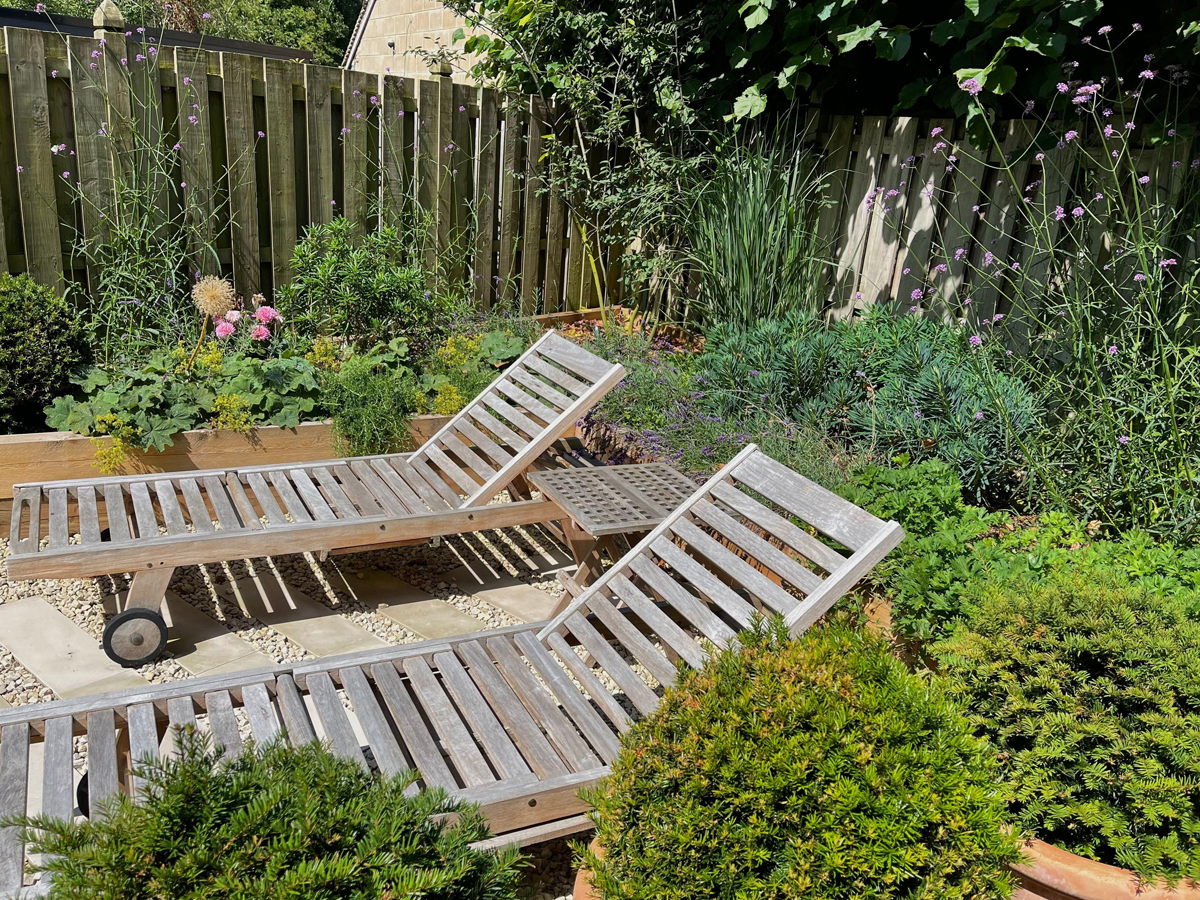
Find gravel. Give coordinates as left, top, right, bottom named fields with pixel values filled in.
left=521, top=836, right=583, bottom=900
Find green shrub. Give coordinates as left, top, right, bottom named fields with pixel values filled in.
left=935, top=572, right=1200, bottom=884
left=415, top=328, right=529, bottom=416
left=0, top=273, right=89, bottom=434
left=277, top=219, right=457, bottom=353
left=698, top=306, right=1041, bottom=505
left=9, top=730, right=522, bottom=899
left=583, top=619, right=1021, bottom=900
left=326, top=342, right=422, bottom=457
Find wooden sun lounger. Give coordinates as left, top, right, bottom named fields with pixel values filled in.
left=0, top=444, right=903, bottom=896
left=5, top=332, right=625, bottom=666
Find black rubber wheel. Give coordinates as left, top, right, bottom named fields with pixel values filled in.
left=102, top=608, right=168, bottom=667
left=76, top=772, right=89, bottom=818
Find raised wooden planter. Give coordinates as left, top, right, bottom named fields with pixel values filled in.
left=1013, top=838, right=1200, bottom=900
left=0, top=416, right=452, bottom=527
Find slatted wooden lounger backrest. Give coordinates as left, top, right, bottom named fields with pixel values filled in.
left=536, top=443, right=907, bottom=678
left=407, top=331, right=626, bottom=508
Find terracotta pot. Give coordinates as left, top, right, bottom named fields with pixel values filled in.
left=572, top=837, right=603, bottom=900
left=1011, top=838, right=1200, bottom=900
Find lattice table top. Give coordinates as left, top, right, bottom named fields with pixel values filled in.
left=527, top=463, right=697, bottom=536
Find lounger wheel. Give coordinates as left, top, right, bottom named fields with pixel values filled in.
left=103, top=608, right=168, bottom=667
left=76, top=773, right=90, bottom=818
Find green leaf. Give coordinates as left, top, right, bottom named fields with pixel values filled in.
left=985, top=64, right=1017, bottom=95
left=66, top=403, right=96, bottom=435
left=732, top=84, right=768, bottom=120
left=896, top=78, right=932, bottom=109
left=835, top=20, right=882, bottom=53
left=45, top=396, right=77, bottom=431
left=77, top=367, right=111, bottom=393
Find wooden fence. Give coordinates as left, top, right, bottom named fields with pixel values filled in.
left=808, top=112, right=1195, bottom=323
left=0, top=17, right=600, bottom=313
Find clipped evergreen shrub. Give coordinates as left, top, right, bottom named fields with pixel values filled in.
left=935, top=572, right=1200, bottom=884
left=9, top=730, right=523, bottom=899
left=0, top=273, right=89, bottom=433
left=582, top=620, right=1021, bottom=900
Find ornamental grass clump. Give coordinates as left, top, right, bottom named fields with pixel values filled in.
left=582, top=619, right=1021, bottom=900
left=935, top=572, right=1200, bottom=884
left=7, top=730, right=523, bottom=900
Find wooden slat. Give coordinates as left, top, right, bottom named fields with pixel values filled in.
left=348, top=460, right=409, bottom=517
left=581, top=592, right=677, bottom=688
left=77, top=484, right=101, bottom=544
left=221, top=52, right=261, bottom=298
left=168, top=695, right=198, bottom=736
left=535, top=335, right=613, bottom=383
left=263, top=57, right=300, bottom=288
left=331, top=465, right=385, bottom=516
left=970, top=120, right=1032, bottom=319
left=858, top=116, right=918, bottom=306
left=606, top=573, right=705, bottom=670
left=814, top=115, right=854, bottom=299
left=10, top=487, right=41, bottom=554
left=522, top=354, right=588, bottom=398
left=340, top=666, right=407, bottom=776
left=481, top=393, right=543, bottom=440
left=41, top=715, right=74, bottom=821
left=938, top=135, right=988, bottom=310
left=416, top=78, right=438, bottom=271
left=129, top=481, right=158, bottom=538
left=174, top=46, right=218, bottom=275
left=129, top=46, right=166, bottom=234
left=473, top=86, right=499, bottom=308
left=627, top=554, right=736, bottom=647
left=382, top=74, right=412, bottom=220
left=439, top=432, right=496, bottom=482
left=368, top=457, right=428, bottom=513
left=86, top=709, right=119, bottom=818
left=467, top=405, right=528, bottom=450
left=564, top=214, right=585, bottom=311
left=513, top=631, right=621, bottom=762
left=709, top=482, right=846, bottom=574
left=48, top=487, right=68, bottom=548
left=282, top=468, right=333, bottom=525
left=307, top=671, right=368, bottom=771
left=68, top=35, right=112, bottom=289
left=420, top=443, right=477, bottom=496
left=103, top=483, right=133, bottom=543
left=178, top=478, right=215, bottom=534
left=388, top=456, right=452, bottom=511
left=275, top=673, right=317, bottom=746
left=403, top=655, right=494, bottom=786
left=691, top=498, right=823, bottom=594
left=495, top=379, right=557, bottom=424
left=125, top=701, right=159, bottom=797
left=311, top=466, right=363, bottom=518
left=200, top=475, right=241, bottom=531
left=7, top=27, right=62, bottom=292
left=545, top=631, right=634, bottom=734
left=246, top=472, right=288, bottom=525
left=305, top=65, right=339, bottom=225
left=241, top=681, right=282, bottom=745
left=0, top=722, right=28, bottom=892
left=224, top=474, right=264, bottom=531
left=831, top=115, right=885, bottom=311
left=661, top=525, right=795, bottom=618
left=342, top=69, right=376, bottom=235
left=562, top=613, right=660, bottom=716
left=509, top=367, right=574, bottom=411
left=498, top=100, right=523, bottom=303
left=205, top=690, right=243, bottom=760
left=455, top=640, right=568, bottom=780
left=733, top=453, right=884, bottom=551
left=153, top=479, right=189, bottom=536
left=520, top=96, right=545, bottom=314
left=893, top=119, right=953, bottom=311
left=404, top=455, right=462, bottom=507
left=452, top=420, right=512, bottom=469
left=434, top=651, right=532, bottom=781
left=486, top=635, right=600, bottom=772
left=269, top=470, right=315, bottom=522
left=370, top=661, right=457, bottom=790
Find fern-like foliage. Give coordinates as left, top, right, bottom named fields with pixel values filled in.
left=6, top=730, right=523, bottom=900
left=582, top=619, right=1021, bottom=900
left=935, top=573, right=1200, bottom=884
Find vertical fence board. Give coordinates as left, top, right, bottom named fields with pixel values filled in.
left=304, top=65, right=338, bottom=226
left=174, top=46, right=216, bottom=276
left=220, top=52, right=260, bottom=297
left=565, top=214, right=585, bottom=311
left=543, top=184, right=565, bottom=312
left=894, top=118, right=953, bottom=312
left=858, top=116, right=917, bottom=308
left=473, top=85, right=498, bottom=309
left=341, top=69, right=375, bottom=236
left=6, top=27, right=62, bottom=291
left=263, top=58, right=299, bottom=289
left=416, top=77, right=438, bottom=272
left=67, top=35, right=108, bottom=290
left=128, top=46, right=165, bottom=233
left=434, top=73, right=452, bottom=264
left=498, top=99, right=522, bottom=304
left=937, top=134, right=987, bottom=311
left=381, top=74, right=412, bottom=220
left=814, top=115, right=853, bottom=300
left=970, top=120, right=1031, bottom=320
left=830, top=115, right=885, bottom=314
left=451, top=81, right=471, bottom=281
left=520, top=96, right=545, bottom=315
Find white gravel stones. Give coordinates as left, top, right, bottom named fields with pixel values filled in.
left=520, top=836, right=582, bottom=900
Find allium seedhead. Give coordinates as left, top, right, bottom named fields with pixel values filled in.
left=192, top=275, right=236, bottom=318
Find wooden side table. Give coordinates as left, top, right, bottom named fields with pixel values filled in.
left=526, top=463, right=697, bottom=610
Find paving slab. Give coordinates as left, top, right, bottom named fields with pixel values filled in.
left=0, top=597, right=148, bottom=699
left=446, top=565, right=563, bottom=623
left=220, top=572, right=386, bottom=658
left=160, top=592, right=275, bottom=677
left=331, top=568, right=484, bottom=640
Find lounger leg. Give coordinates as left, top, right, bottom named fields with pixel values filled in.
left=508, top=474, right=533, bottom=501
left=102, top=568, right=172, bottom=668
